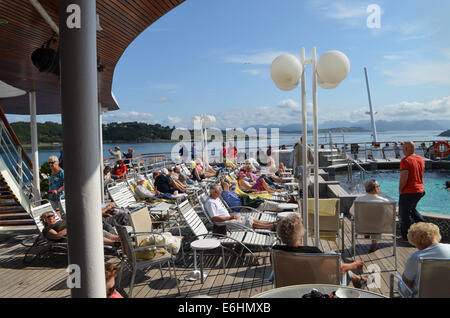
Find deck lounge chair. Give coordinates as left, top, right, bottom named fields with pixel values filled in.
left=177, top=200, right=275, bottom=261
left=23, top=201, right=67, bottom=264
left=351, top=201, right=397, bottom=270
left=115, top=225, right=180, bottom=297
left=390, top=258, right=450, bottom=298
left=271, top=249, right=343, bottom=288
left=197, top=191, right=276, bottom=235
left=300, top=198, right=344, bottom=252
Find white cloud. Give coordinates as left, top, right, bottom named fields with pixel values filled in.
left=165, top=116, right=183, bottom=125
left=380, top=61, right=450, bottom=86
left=307, top=0, right=370, bottom=28
left=205, top=96, right=450, bottom=128
left=242, top=69, right=263, bottom=76
left=383, top=55, right=401, bottom=60
left=147, top=96, right=173, bottom=103
left=319, top=96, right=450, bottom=123
left=224, top=50, right=289, bottom=65
left=102, top=111, right=155, bottom=124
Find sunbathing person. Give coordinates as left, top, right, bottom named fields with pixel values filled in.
left=135, top=174, right=179, bottom=200
left=190, top=160, right=206, bottom=182
left=399, top=222, right=450, bottom=297
left=154, top=169, right=185, bottom=194
left=274, top=213, right=367, bottom=288
left=204, top=184, right=278, bottom=231
left=221, top=179, right=287, bottom=212
left=237, top=171, right=281, bottom=193
left=40, top=211, right=120, bottom=246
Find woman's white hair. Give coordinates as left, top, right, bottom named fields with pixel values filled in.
left=48, top=155, right=59, bottom=163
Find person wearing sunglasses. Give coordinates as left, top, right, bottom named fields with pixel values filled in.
left=40, top=211, right=67, bottom=242
left=47, top=156, right=65, bottom=216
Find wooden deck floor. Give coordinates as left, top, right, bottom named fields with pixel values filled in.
left=0, top=216, right=416, bottom=298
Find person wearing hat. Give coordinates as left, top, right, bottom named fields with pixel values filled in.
left=109, top=146, right=122, bottom=162
left=135, top=175, right=177, bottom=200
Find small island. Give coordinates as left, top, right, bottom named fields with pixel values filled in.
left=439, top=129, right=450, bottom=137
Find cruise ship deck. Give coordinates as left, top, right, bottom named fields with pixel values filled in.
left=0, top=214, right=416, bottom=298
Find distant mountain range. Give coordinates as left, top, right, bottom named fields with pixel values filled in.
left=247, top=120, right=450, bottom=133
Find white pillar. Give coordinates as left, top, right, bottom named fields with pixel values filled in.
left=300, top=47, right=308, bottom=245
left=98, top=103, right=104, bottom=204
left=311, top=47, right=320, bottom=247
left=29, top=91, right=41, bottom=200
left=59, top=0, right=106, bottom=298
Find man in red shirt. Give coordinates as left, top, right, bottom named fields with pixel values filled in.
left=399, top=141, right=426, bottom=241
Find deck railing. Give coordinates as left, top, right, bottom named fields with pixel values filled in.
left=0, top=119, right=35, bottom=204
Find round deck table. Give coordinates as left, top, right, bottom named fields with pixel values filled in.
left=252, top=284, right=386, bottom=298
left=190, top=239, right=226, bottom=284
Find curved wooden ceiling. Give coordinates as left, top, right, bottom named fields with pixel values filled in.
left=0, top=0, right=185, bottom=115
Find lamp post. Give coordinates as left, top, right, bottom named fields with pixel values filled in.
left=191, top=114, right=216, bottom=166
left=271, top=48, right=350, bottom=246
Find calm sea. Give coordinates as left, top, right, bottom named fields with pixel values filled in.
left=31, top=129, right=449, bottom=166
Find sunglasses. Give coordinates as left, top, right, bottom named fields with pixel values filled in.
left=46, top=214, right=55, bottom=219
left=48, top=161, right=56, bottom=164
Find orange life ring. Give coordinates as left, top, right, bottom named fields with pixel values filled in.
left=433, top=141, right=450, bottom=158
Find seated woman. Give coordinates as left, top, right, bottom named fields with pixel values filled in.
left=103, top=165, right=113, bottom=186
left=237, top=171, right=280, bottom=193
left=41, top=211, right=120, bottom=246
left=274, top=213, right=367, bottom=288
left=190, top=160, right=206, bottom=182
left=399, top=222, right=450, bottom=297
left=196, top=159, right=216, bottom=178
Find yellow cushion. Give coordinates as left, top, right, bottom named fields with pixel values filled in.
left=234, top=185, right=273, bottom=200
left=306, top=199, right=338, bottom=216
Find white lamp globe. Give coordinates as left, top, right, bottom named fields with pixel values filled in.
left=270, top=54, right=303, bottom=92
left=191, top=115, right=201, bottom=126
left=316, top=50, right=350, bottom=85
left=205, top=115, right=216, bottom=126
left=317, top=73, right=340, bottom=89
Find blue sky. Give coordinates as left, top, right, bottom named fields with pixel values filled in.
left=8, top=0, right=450, bottom=128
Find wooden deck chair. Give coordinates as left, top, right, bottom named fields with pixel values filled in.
left=299, top=198, right=344, bottom=252
left=177, top=200, right=275, bottom=260
left=271, top=249, right=343, bottom=288
left=115, top=225, right=180, bottom=298
left=390, top=258, right=450, bottom=298
left=23, top=201, right=67, bottom=264
left=352, top=201, right=397, bottom=270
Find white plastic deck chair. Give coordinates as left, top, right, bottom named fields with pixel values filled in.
left=196, top=191, right=277, bottom=237
left=177, top=200, right=275, bottom=259
left=218, top=195, right=278, bottom=224
left=24, top=201, right=66, bottom=264
left=271, top=249, right=343, bottom=288
left=107, top=180, right=145, bottom=210
left=390, top=258, right=450, bottom=298
left=352, top=201, right=397, bottom=270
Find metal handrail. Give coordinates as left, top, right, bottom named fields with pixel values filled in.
left=346, top=154, right=366, bottom=185
left=0, top=120, right=35, bottom=204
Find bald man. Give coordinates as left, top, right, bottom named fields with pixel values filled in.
left=399, top=141, right=426, bottom=241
